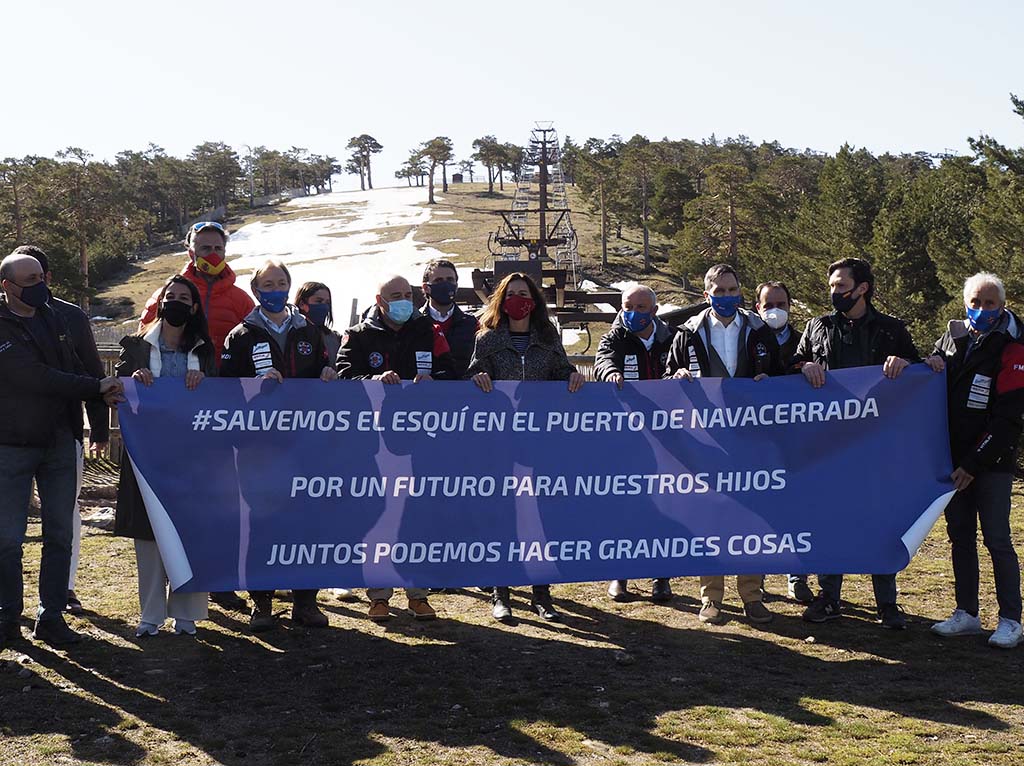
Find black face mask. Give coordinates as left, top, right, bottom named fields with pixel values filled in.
left=831, top=287, right=861, bottom=315
left=16, top=281, right=51, bottom=309
left=160, top=300, right=192, bottom=328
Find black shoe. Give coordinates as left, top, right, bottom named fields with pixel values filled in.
left=788, top=579, right=815, bottom=604
left=33, top=616, right=82, bottom=645
left=878, top=603, right=907, bottom=630
left=530, top=585, right=560, bottom=622
left=249, top=596, right=277, bottom=633
left=491, top=587, right=512, bottom=622
left=802, top=596, right=842, bottom=623
left=210, top=591, right=247, bottom=611
left=66, top=590, right=84, bottom=615
left=651, top=579, right=673, bottom=603
left=607, top=580, right=629, bottom=602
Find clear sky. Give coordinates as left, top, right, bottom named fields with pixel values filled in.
left=4, top=0, right=1022, bottom=190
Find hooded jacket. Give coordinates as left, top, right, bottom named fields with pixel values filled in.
left=664, top=306, right=784, bottom=379
left=594, top=313, right=678, bottom=382
left=0, top=298, right=101, bottom=447
left=140, top=261, right=255, bottom=358
left=337, top=307, right=455, bottom=380
left=219, top=306, right=329, bottom=379
left=932, top=309, right=1024, bottom=475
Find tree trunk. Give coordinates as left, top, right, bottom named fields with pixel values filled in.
left=642, top=178, right=651, bottom=272
left=498, top=167, right=504, bottom=191
left=11, top=180, right=23, bottom=242
left=600, top=181, right=608, bottom=268
left=487, top=165, right=494, bottom=194
left=428, top=161, right=437, bottom=204
left=441, top=163, right=448, bottom=193
left=728, top=197, right=737, bottom=263
left=366, top=152, right=374, bottom=190
left=468, top=169, right=474, bottom=183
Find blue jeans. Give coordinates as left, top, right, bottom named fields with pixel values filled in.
left=944, top=471, right=1022, bottom=623
left=0, top=426, right=78, bottom=624
left=817, top=572, right=898, bottom=609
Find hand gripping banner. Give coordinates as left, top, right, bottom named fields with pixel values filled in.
left=117, top=366, right=954, bottom=592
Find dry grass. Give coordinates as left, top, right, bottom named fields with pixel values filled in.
left=2, top=484, right=1023, bottom=766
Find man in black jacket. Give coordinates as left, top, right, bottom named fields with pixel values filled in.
left=14, top=245, right=108, bottom=615
left=0, top=253, right=122, bottom=647
left=595, top=284, right=678, bottom=603
left=420, top=259, right=478, bottom=379
left=664, top=264, right=783, bottom=626
left=925, top=272, right=1022, bottom=649
left=792, top=257, right=919, bottom=629
left=337, top=274, right=454, bottom=621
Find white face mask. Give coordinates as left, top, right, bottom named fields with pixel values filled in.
left=761, top=308, right=789, bottom=330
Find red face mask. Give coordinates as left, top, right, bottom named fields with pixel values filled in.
left=503, top=294, right=535, bottom=321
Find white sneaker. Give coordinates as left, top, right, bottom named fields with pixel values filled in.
left=173, top=619, right=196, bottom=635
left=331, top=588, right=357, bottom=601
left=135, top=621, right=159, bottom=637
left=931, top=609, right=984, bottom=637
left=988, top=617, right=1022, bottom=649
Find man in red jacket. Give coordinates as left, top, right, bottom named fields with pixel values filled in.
left=139, top=222, right=254, bottom=358
left=139, top=221, right=254, bottom=613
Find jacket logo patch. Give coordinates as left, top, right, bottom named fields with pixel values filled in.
left=297, top=341, right=313, bottom=356
left=369, top=352, right=384, bottom=369
left=253, top=342, right=271, bottom=356
left=755, top=342, right=768, bottom=357
left=625, top=354, right=638, bottom=365
left=416, top=351, right=432, bottom=371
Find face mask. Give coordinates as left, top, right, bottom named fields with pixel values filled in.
left=709, top=294, right=741, bottom=318
left=831, top=287, right=861, bottom=315
left=160, top=300, right=192, bottom=328
left=194, top=252, right=227, bottom=276
left=503, top=294, right=536, bottom=321
left=428, top=281, right=458, bottom=306
left=385, top=299, right=414, bottom=324
left=15, top=281, right=51, bottom=309
left=257, top=289, right=289, bottom=314
left=761, top=307, right=788, bottom=330
left=966, top=306, right=1002, bottom=333
left=622, top=310, right=653, bottom=334
left=305, top=303, right=331, bottom=327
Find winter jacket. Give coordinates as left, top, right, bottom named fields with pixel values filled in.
left=664, top=307, right=784, bottom=379
left=140, top=261, right=254, bottom=358
left=594, top=314, right=679, bottom=382
left=791, top=305, right=920, bottom=371
left=220, top=307, right=329, bottom=379
left=932, top=310, right=1024, bottom=475
left=0, top=298, right=101, bottom=447
left=337, top=308, right=455, bottom=380
left=467, top=322, right=577, bottom=382
left=776, top=324, right=801, bottom=370
left=114, top=323, right=218, bottom=540
left=421, top=303, right=479, bottom=379
left=50, top=296, right=109, bottom=443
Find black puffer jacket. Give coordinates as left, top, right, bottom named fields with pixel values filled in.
left=594, top=314, right=678, bottom=381
left=664, top=307, right=784, bottom=379
left=792, top=305, right=920, bottom=371
left=337, top=308, right=455, bottom=380
left=0, top=298, right=101, bottom=447
left=114, top=328, right=218, bottom=540
left=220, top=307, right=329, bottom=379
left=467, top=322, right=577, bottom=382
left=932, top=310, right=1024, bottom=475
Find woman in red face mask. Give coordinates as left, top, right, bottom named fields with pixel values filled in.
left=467, top=272, right=584, bottom=624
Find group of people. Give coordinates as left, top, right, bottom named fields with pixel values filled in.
left=0, top=219, right=1020, bottom=651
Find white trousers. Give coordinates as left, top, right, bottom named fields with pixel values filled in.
left=135, top=540, right=208, bottom=625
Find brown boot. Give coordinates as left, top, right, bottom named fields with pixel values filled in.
left=407, top=598, right=437, bottom=620
left=699, top=600, right=725, bottom=625
left=744, top=600, right=773, bottom=625
left=367, top=599, right=391, bottom=621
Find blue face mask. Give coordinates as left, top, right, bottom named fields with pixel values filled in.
left=709, top=294, right=741, bottom=318
left=429, top=280, right=458, bottom=306
left=966, top=306, right=1002, bottom=333
left=622, top=310, right=653, bottom=334
left=257, top=290, right=289, bottom=314
left=305, top=302, right=331, bottom=327
left=386, top=299, right=414, bottom=324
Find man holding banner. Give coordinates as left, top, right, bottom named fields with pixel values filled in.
left=665, top=264, right=784, bottom=626
left=793, top=257, right=919, bottom=629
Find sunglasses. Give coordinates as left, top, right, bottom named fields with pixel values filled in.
left=191, top=221, right=226, bottom=233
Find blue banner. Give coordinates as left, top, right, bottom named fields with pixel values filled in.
left=117, top=366, right=954, bottom=592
